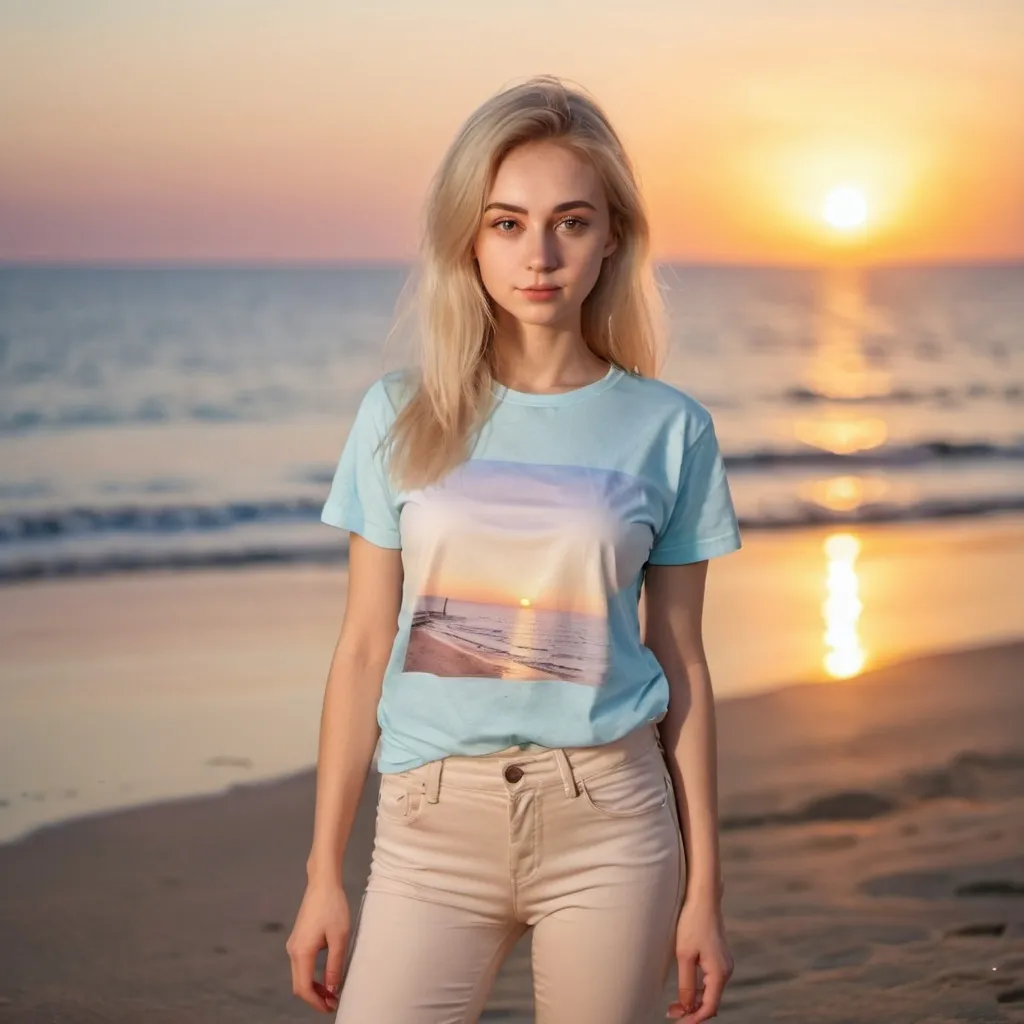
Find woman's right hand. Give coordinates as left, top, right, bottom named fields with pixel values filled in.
left=286, top=879, right=352, bottom=1014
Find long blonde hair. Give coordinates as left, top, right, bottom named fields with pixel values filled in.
left=382, top=74, right=667, bottom=491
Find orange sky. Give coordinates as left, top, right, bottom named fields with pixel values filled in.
left=1, top=1, right=1021, bottom=264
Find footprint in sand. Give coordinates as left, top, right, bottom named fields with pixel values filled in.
left=808, top=946, right=873, bottom=970
left=205, top=755, right=254, bottom=769
left=955, top=879, right=1024, bottom=897
left=861, top=868, right=953, bottom=899
left=944, top=922, right=1007, bottom=938
left=727, top=968, right=798, bottom=989
left=803, top=791, right=896, bottom=822
left=721, top=843, right=753, bottom=862
left=934, top=968, right=987, bottom=987
left=801, top=832, right=858, bottom=851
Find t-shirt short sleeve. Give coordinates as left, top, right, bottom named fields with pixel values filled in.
left=320, top=379, right=402, bottom=549
left=648, top=417, right=742, bottom=565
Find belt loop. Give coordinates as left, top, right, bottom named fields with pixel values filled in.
left=425, top=758, right=442, bottom=803
left=553, top=748, right=579, bottom=799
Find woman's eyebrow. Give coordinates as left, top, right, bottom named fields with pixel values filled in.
left=483, top=200, right=598, bottom=214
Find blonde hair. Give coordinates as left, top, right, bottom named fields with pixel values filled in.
left=382, top=74, right=666, bottom=491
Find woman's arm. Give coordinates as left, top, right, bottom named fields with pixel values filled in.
left=305, top=532, right=404, bottom=884
left=642, top=558, right=724, bottom=909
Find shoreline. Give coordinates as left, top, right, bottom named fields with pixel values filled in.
left=3, top=633, right=1021, bottom=851
left=2, top=513, right=1023, bottom=846
left=1, top=508, right=1022, bottom=591
left=403, top=624, right=506, bottom=677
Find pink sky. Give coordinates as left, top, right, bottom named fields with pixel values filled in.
left=1, top=1, right=1022, bottom=264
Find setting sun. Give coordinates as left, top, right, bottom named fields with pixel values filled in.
left=519, top=598, right=531, bottom=607
left=822, top=186, right=869, bottom=232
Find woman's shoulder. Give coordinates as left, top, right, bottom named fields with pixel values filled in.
left=614, top=369, right=714, bottom=432
left=360, top=367, right=419, bottom=417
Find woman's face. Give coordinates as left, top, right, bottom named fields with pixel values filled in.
left=472, top=140, right=617, bottom=330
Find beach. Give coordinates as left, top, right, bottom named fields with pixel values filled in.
left=405, top=624, right=506, bottom=678
left=0, top=642, right=1021, bottom=1022
left=2, top=518, right=1024, bottom=1021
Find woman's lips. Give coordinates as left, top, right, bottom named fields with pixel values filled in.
left=520, top=287, right=561, bottom=300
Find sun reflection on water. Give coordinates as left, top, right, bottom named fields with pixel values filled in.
left=800, top=474, right=891, bottom=513
left=793, top=416, right=888, bottom=455
left=822, top=532, right=866, bottom=679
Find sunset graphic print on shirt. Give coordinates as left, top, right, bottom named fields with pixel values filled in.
left=400, top=459, right=654, bottom=685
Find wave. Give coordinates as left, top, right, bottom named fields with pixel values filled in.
left=0, top=392, right=358, bottom=435
left=0, top=544, right=347, bottom=583
left=1, top=382, right=1020, bottom=437
left=0, top=404, right=256, bottom=434
left=781, top=382, right=1023, bottom=406
left=2, top=492, right=1023, bottom=550
left=0, top=495, right=1022, bottom=585
left=295, top=439, right=1024, bottom=483
left=0, top=498, right=321, bottom=542
left=739, top=493, right=1024, bottom=527
left=725, top=438, right=1024, bottom=470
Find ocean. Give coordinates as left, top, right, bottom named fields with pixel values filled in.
left=1, top=262, right=1022, bottom=583
left=408, top=599, right=608, bottom=682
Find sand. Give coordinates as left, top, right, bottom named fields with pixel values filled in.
left=1, top=638, right=1023, bottom=1022
left=404, top=625, right=505, bottom=677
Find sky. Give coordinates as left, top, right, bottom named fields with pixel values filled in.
left=1, top=0, right=1022, bottom=265
left=407, top=460, right=651, bottom=615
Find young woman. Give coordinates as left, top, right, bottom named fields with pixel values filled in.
left=286, top=75, right=742, bottom=1024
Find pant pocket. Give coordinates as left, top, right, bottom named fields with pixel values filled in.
left=376, top=772, right=427, bottom=826
left=579, top=754, right=671, bottom=819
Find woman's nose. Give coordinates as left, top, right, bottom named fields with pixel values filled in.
left=526, top=230, right=558, bottom=272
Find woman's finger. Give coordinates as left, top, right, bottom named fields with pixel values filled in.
left=666, top=950, right=700, bottom=1018
left=322, top=930, right=349, bottom=1007
left=681, top=965, right=727, bottom=1022
left=289, top=944, right=331, bottom=1012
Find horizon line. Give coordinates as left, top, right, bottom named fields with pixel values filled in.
left=2, top=255, right=1022, bottom=272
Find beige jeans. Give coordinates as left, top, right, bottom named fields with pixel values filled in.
left=335, top=722, right=685, bottom=1024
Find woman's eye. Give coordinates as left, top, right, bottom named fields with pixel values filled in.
left=491, top=217, right=588, bottom=233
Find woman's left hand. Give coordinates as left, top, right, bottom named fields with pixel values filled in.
left=665, top=898, right=734, bottom=1021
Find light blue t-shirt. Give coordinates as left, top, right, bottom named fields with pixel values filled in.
left=321, top=363, right=742, bottom=772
